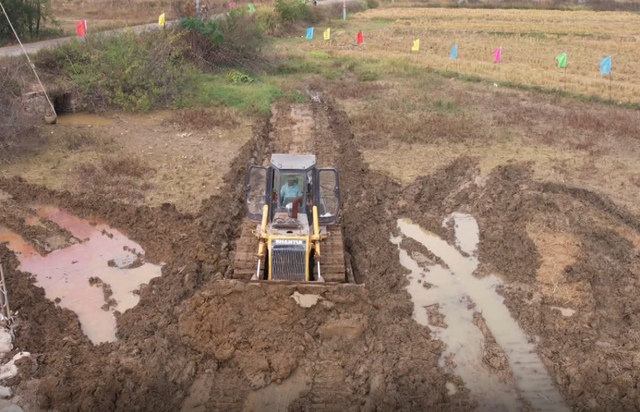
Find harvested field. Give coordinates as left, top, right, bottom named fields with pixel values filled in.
left=293, top=6, right=640, bottom=103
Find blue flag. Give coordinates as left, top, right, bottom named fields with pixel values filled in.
left=600, top=56, right=611, bottom=75
left=306, top=27, right=314, bottom=39
left=450, top=43, right=457, bottom=59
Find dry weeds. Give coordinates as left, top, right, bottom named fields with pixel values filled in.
left=525, top=225, right=587, bottom=305
left=74, top=156, right=154, bottom=203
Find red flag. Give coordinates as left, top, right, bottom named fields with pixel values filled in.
left=357, top=31, right=363, bottom=45
left=76, top=20, right=87, bottom=37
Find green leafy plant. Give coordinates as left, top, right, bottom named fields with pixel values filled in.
left=228, top=69, right=255, bottom=84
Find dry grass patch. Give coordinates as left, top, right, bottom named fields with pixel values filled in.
left=74, top=156, right=154, bottom=203
left=526, top=225, right=587, bottom=305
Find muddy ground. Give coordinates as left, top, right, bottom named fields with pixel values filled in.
left=1, top=96, right=640, bottom=411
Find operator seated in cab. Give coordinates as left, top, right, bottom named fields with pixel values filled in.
left=280, top=176, right=303, bottom=209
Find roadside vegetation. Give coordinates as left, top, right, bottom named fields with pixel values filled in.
left=0, top=0, right=58, bottom=45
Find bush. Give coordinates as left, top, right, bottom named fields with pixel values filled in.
left=37, top=31, right=192, bottom=111
left=275, top=0, right=309, bottom=22
left=180, top=10, right=267, bottom=71
left=366, top=0, right=379, bottom=9
left=254, top=8, right=283, bottom=36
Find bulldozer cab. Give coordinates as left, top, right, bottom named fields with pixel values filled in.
left=236, top=154, right=347, bottom=283
left=244, top=154, right=340, bottom=226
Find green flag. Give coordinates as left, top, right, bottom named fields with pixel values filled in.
left=248, top=3, right=255, bottom=11
left=556, top=52, right=567, bottom=68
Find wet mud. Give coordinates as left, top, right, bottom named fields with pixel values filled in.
left=392, top=215, right=568, bottom=411
left=1, top=206, right=161, bottom=344
left=0, top=95, right=639, bottom=412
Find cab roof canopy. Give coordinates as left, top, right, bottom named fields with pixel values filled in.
left=270, top=154, right=316, bottom=170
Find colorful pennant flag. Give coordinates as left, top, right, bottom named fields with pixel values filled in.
left=248, top=3, right=255, bottom=12
left=323, top=28, right=330, bottom=41
left=450, top=43, right=457, bottom=59
left=228, top=1, right=236, bottom=7
left=600, top=56, right=611, bottom=75
left=158, top=13, right=165, bottom=27
left=357, top=31, right=364, bottom=45
left=75, top=20, right=87, bottom=37
left=493, top=46, right=502, bottom=63
left=555, top=52, right=567, bottom=69
left=411, top=39, right=420, bottom=52
left=306, top=27, right=314, bottom=39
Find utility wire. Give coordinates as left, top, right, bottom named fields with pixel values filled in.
left=0, top=0, right=57, bottom=119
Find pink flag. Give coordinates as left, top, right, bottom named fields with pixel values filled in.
left=76, top=20, right=87, bottom=37
left=228, top=1, right=236, bottom=7
left=493, top=46, right=502, bottom=63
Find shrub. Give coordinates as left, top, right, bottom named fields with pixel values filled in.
left=37, top=31, right=192, bottom=111
left=275, top=0, right=308, bottom=22
left=366, top=0, right=379, bottom=8
left=180, top=10, right=267, bottom=71
left=254, top=8, right=283, bottom=36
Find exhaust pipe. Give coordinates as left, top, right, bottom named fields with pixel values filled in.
left=291, top=195, right=303, bottom=219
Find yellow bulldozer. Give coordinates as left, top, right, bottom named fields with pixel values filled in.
left=233, top=154, right=348, bottom=283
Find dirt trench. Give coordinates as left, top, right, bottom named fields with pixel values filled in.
left=0, top=97, right=469, bottom=412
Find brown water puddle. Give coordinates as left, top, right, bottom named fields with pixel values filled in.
left=57, top=113, right=114, bottom=126
left=0, top=207, right=160, bottom=344
left=391, top=214, right=570, bottom=412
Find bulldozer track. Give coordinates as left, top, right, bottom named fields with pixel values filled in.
left=232, top=220, right=264, bottom=280
left=317, top=225, right=346, bottom=283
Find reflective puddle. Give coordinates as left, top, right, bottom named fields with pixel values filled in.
left=391, top=214, right=570, bottom=412
left=57, top=113, right=114, bottom=126
left=0, top=207, right=161, bottom=344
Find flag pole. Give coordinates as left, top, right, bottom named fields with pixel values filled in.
left=609, top=72, right=612, bottom=101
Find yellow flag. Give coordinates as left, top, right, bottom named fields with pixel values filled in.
left=158, top=13, right=165, bottom=27
left=323, top=28, right=330, bottom=41
left=411, top=39, right=419, bottom=52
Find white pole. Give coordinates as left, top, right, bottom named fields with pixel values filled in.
left=196, top=0, right=200, bottom=16
left=0, top=0, right=57, bottom=120
left=342, top=0, right=346, bottom=20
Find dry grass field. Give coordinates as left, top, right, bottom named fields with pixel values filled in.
left=295, top=6, right=640, bottom=104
